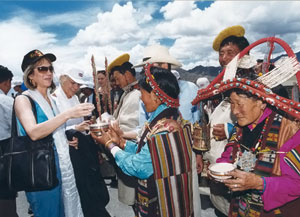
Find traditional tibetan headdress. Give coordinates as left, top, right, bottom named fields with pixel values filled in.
left=193, top=77, right=300, bottom=119
left=192, top=37, right=300, bottom=120
left=144, top=63, right=180, bottom=108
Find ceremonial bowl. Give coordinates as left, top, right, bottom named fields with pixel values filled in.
left=89, top=122, right=109, bottom=136
left=208, top=163, right=235, bottom=181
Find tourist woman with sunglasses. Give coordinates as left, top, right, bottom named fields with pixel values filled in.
left=14, top=49, right=94, bottom=217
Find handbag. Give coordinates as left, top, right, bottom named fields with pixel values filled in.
left=5, top=95, right=59, bottom=192
left=0, top=138, right=11, bottom=195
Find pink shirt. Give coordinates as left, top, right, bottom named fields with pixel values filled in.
left=217, top=109, right=300, bottom=211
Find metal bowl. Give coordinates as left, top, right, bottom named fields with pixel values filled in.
left=89, top=122, right=109, bottom=136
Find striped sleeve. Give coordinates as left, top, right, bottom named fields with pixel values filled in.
left=284, top=145, right=300, bottom=176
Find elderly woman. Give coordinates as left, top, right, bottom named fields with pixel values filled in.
left=15, top=49, right=94, bottom=217
left=211, top=80, right=300, bottom=217
left=52, top=68, right=110, bottom=217
left=92, top=66, right=194, bottom=217
left=53, top=68, right=90, bottom=132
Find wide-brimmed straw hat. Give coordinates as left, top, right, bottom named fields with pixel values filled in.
left=213, top=25, right=245, bottom=51
left=107, top=53, right=130, bottom=74
left=134, top=44, right=182, bottom=69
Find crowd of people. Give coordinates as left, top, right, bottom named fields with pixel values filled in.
left=0, top=24, right=300, bottom=217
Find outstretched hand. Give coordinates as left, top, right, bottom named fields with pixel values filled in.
left=108, top=125, right=122, bottom=144
left=91, top=125, right=121, bottom=148
left=67, top=103, right=95, bottom=119
left=212, top=124, right=226, bottom=141
left=110, top=120, right=124, bottom=138
left=75, top=120, right=90, bottom=132
left=196, top=154, right=204, bottom=174
left=91, top=128, right=112, bottom=146
left=222, top=169, right=263, bottom=192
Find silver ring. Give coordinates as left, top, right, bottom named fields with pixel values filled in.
left=234, top=184, right=238, bottom=188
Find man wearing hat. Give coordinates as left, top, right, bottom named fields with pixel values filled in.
left=213, top=25, right=249, bottom=67
left=108, top=54, right=140, bottom=133
left=134, top=44, right=182, bottom=70
left=108, top=53, right=141, bottom=208
left=11, top=80, right=23, bottom=98
left=78, top=82, right=94, bottom=104
left=199, top=25, right=250, bottom=217
left=134, top=44, right=201, bottom=217
left=0, top=65, right=18, bottom=217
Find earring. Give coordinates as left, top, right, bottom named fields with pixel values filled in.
left=30, top=79, right=37, bottom=88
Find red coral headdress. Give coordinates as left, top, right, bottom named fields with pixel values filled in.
left=144, top=63, right=180, bottom=108
left=192, top=37, right=300, bottom=120
left=193, top=77, right=300, bottom=120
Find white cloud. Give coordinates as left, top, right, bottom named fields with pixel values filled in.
left=160, top=1, right=196, bottom=20
left=0, top=18, right=56, bottom=78
left=70, top=2, right=151, bottom=47
left=156, top=1, right=300, bottom=69
left=1, top=0, right=300, bottom=82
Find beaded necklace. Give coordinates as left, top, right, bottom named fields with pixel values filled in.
left=234, top=117, right=269, bottom=171
left=238, top=117, right=269, bottom=153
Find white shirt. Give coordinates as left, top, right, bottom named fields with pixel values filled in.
left=178, top=80, right=200, bottom=124
left=52, top=86, right=84, bottom=130
left=113, top=81, right=140, bottom=132
left=0, top=89, right=14, bottom=140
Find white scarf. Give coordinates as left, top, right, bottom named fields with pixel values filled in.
left=24, top=89, right=83, bottom=217
left=53, top=86, right=84, bottom=129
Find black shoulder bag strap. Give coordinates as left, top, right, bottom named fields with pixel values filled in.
left=10, top=94, right=37, bottom=141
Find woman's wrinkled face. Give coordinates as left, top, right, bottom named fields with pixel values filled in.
left=140, top=89, right=160, bottom=113
left=97, top=73, right=107, bottom=87
left=230, top=92, right=265, bottom=127
left=62, top=76, right=80, bottom=98
left=219, top=43, right=240, bottom=67
left=29, top=58, right=53, bottom=88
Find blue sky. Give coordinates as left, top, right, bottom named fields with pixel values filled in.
left=1, top=1, right=300, bottom=82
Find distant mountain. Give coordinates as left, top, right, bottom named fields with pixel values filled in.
left=272, top=51, right=300, bottom=62
left=178, top=65, right=221, bottom=83
left=179, top=51, right=300, bottom=83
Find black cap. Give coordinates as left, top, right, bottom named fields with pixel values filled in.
left=21, top=49, right=56, bottom=72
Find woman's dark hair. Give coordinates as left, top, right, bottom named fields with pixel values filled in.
left=220, top=35, right=249, bottom=52
left=111, top=61, right=136, bottom=77
left=138, top=66, right=180, bottom=100
left=226, top=88, right=260, bottom=101
left=97, top=70, right=106, bottom=76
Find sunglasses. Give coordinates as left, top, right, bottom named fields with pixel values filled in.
left=36, top=66, right=54, bottom=73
